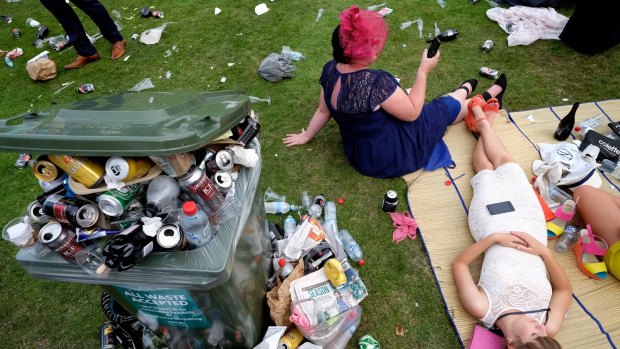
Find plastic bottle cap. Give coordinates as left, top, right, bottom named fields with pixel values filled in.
left=358, top=259, right=365, bottom=267
left=338, top=197, right=345, bottom=204
left=182, top=201, right=198, bottom=215
left=574, top=126, right=581, bottom=132
left=290, top=204, right=297, bottom=211
left=278, top=258, right=286, bottom=267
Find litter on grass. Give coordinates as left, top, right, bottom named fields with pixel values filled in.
left=127, top=78, right=155, bottom=92
left=255, top=3, right=269, bottom=15
left=316, top=8, right=324, bottom=22
left=53, top=80, right=74, bottom=95
left=140, top=23, right=167, bottom=45
left=249, top=96, right=272, bottom=105
left=214, top=7, right=222, bottom=15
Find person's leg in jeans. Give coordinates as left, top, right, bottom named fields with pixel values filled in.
left=70, top=0, right=126, bottom=60
left=70, top=0, right=123, bottom=44
left=40, top=0, right=97, bottom=57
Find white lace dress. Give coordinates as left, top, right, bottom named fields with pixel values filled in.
left=468, top=163, right=552, bottom=328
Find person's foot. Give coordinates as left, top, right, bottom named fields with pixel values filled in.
left=454, top=79, right=478, bottom=97
left=464, top=95, right=486, bottom=133
left=483, top=98, right=500, bottom=125
left=111, top=40, right=126, bottom=60
left=64, top=53, right=100, bottom=70
left=482, top=73, right=507, bottom=108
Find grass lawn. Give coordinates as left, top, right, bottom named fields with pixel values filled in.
left=0, top=0, right=618, bottom=348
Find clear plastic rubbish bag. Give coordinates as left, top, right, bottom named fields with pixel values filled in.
left=258, top=53, right=295, bottom=83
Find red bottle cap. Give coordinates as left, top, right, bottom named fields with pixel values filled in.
left=358, top=259, right=365, bottom=267
left=182, top=201, right=198, bottom=215
left=574, top=126, right=581, bottom=132
left=278, top=258, right=286, bottom=267
left=337, top=197, right=345, bottom=204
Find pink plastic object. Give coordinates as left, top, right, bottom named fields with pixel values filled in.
left=553, top=199, right=576, bottom=222
left=387, top=211, right=418, bottom=244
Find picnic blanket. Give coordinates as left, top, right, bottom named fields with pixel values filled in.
left=404, top=100, right=620, bottom=348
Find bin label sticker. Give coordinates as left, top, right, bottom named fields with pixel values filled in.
left=114, top=287, right=211, bottom=328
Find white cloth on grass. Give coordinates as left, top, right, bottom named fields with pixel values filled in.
left=486, top=6, right=569, bottom=46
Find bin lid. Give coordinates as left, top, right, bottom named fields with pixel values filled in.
left=0, top=91, right=250, bottom=156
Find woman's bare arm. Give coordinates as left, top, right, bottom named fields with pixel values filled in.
left=283, top=89, right=331, bottom=146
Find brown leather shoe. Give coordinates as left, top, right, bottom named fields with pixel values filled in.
left=64, top=53, right=100, bottom=70
left=111, top=40, right=126, bottom=60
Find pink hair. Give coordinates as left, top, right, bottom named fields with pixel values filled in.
left=339, top=6, right=388, bottom=60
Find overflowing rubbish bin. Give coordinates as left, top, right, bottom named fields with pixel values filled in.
left=0, top=91, right=270, bottom=349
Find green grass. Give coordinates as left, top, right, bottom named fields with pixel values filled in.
left=0, top=1, right=618, bottom=348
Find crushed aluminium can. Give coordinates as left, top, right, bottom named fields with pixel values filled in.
left=100, top=321, right=117, bottom=349
left=78, top=84, right=95, bottom=94
left=480, top=40, right=493, bottom=53
left=11, top=28, right=21, bottom=39
left=479, top=66, right=499, bottom=79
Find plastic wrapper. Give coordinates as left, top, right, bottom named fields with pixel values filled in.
left=291, top=299, right=362, bottom=346
left=258, top=53, right=295, bottom=82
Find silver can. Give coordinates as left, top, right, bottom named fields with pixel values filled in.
left=156, top=224, right=188, bottom=251
left=27, top=200, right=50, bottom=225
left=207, top=149, right=234, bottom=173
left=479, top=66, right=499, bottom=79
left=213, top=170, right=234, bottom=193
left=480, top=40, right=493, bottom=53
left=177, top=166, right=225, bottom=214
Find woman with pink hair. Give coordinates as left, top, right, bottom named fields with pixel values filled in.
left=284, top=6, right=507, bottom=178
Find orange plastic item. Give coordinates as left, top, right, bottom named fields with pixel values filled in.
left=532, top=185, right=555, bottom=222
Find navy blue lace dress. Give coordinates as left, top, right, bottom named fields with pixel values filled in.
left=320, top=60, right=460, bottom=178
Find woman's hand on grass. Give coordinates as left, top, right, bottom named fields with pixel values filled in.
left=283, top=128, right=310, bottom=146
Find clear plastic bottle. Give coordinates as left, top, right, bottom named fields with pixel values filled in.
left=179, top=201, right=212, bottom=248
left=264, top=202, right=297, bottom=214
left=281, top=46, right=305, bottom=61
left=327, top=324, right=358, bottom=349
left=338, top=229, right=365, bottom=266
left=300, top=191, right=313, bottom=210
left=283, top=215, right=297, bottom=239
left=600, top=159, right=620, bottom=179
left=555, top=226, right=579, bottom=253
left=308, top=203, right=323, bottom=217
left=548, top=184, right=573, bottom=205
left=276, top=258, right=294, bottom=279
left=144, top=175, right=181, bottom=218
left=574, top=115, right=605, bottom=135
left=324, top=201, right=338, bottom=234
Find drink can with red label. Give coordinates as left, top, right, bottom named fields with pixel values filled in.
left=41, top=193, right=100, bottom=228
left=39, top=221, right=83, bottom=263
left=78, top=84, right=95, bottom=94
left=177, top=166, right=225, bottom=214
left=479, top=66, right=499, bottom=79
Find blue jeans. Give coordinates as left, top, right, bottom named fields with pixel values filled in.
left=40, top=0, right=122, bottom=56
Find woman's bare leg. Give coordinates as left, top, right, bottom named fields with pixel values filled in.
left=448, top=83, right=507, bottom=125
left=573, top=186, right=620, bottom=247
left=472, top=109, right=500, bottom=172
left=473, top=106, right=514, bottom=169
